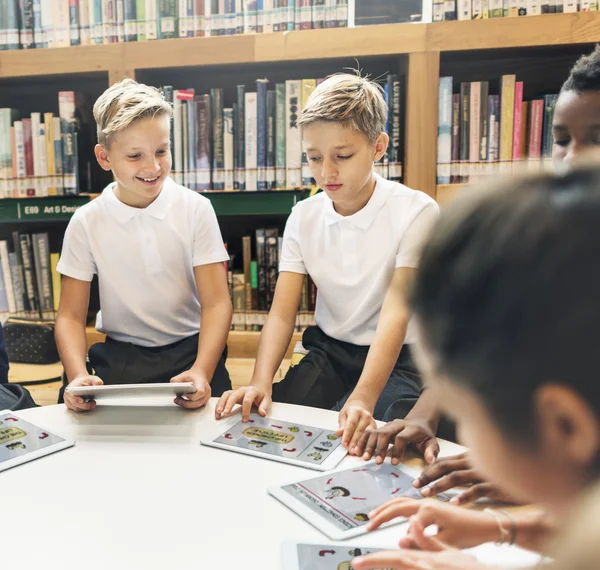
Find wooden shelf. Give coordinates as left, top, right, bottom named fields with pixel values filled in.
left=85, top=327, right=303, bottom=360
left=3, top=14, right=600, bottom=80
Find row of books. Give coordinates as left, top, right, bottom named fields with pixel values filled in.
left=0, top=233, right=61, bottom=319
left=227, top=228, right=316, bottom=331
left=166, top=74, right=403, bottom=192
left=0, top=93, right=82, bottom=199
left=0, top=0, right=352, bottom=51
left=436, top=75, right=557, bottom=184
left=432, top=0, right=596, bottom=20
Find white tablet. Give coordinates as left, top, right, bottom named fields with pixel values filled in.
left=0, top=410, right=75, bottom=472
left=268, top=461, right=451, bottom=540
left=200, top=413, right=347, bottom=471
left=281, top=540, right=390, bottom=570
left=65, top=382, right=196, bottom=400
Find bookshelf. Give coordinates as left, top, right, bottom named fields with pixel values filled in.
left=3, top=13, right=600, bottom=355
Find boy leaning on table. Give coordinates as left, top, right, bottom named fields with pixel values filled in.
left=55, top=79, right=233, bottom=413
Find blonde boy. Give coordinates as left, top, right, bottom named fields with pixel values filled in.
left=216, top=73, right=441, bottom=459
left=56, top=79, right=232, bottom=412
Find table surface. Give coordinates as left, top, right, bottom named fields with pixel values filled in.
left=4, top=398, right=542, bottom=570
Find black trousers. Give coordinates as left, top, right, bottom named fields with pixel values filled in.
left=58, top=333, right=231, bottom=403
left=272, top=326, right=423, bottom=421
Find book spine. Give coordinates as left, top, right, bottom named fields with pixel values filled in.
left=541, top=94, right=558, bottom=165
left=44, top=113, right=57, bottom=196
left=235, top=84, right=245, bottom=190
left=52, top=116, right=64, bottom=195
left=187, top=95, right=197, bottom=189
left=146, top=0, right=157, bottom=38
left=245, top=91, right=258, bottom=191
left=265, top=229, right=278, bottom=309
left=22, top=118, right=35, bottom=196
left=116, top=0, right=124, bottom=41
left=223, top=107, right=234, bottom=190
left=32, top=0, right=43, bottom=47
left=14, top=121, right=26, bottom=197
left=469, top=81, right=481, bottom=181
left=211, top=87, right=225, bottom=190
left=256, top=79, right=269, bottom=190
left=285, top=79, right=302, bottom=189
left=437, top=76, right=452, bottom=185
left=38, top=122, right=48, bottom=197
left=244, top=0, right=257, bottom=32
left=266, top=90, right=276, bottom=190
left=50, top=252, right=60, bottom=312
left=5, top=0, right=20, bottom=49
left=300, top=79, right=316, bottom=186
left=68, top=0, right=80, bottom=45
left=275, top=83, right=286, bottom=189
left=19, top=0, right=35, bottom=48
left=136, top=0, right=146, bottom=39
left=499, top=74, right=516, bottom=174
left=196, top=94, right=212, bottom=191
left=255, top=228, right=267, bottom=310
left=31, top=112, right=42, bottom=196
left=19, top=234, right=40, bottom=318
left=479, top=81, right=489, bottom=174
left=391, top=75, right=402, bottom=182
left=159, top=0, right=177, bottom=38
left=58, top=91, right=77, bottom=195
left=123, top=0, right=137, bottom=40
left=194, top=0, right=205, bottom=35
left=512, top=81, right=524, bottom=166
left=459, top=82, right=470, bottom=183
left=8, top=251, right=26, bottom=316
left=528, top=99, right=544, bottom=162
left=487, top=94, right=500, bottom=175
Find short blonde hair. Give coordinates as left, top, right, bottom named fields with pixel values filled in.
left=297, top=73, right=388, bottom=143
left=93, top=78, right=173, bottom=147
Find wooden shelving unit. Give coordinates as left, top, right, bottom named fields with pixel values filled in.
left=3, top=13, right=599, bottom=196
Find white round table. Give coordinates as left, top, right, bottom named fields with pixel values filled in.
left=4, top=399, right=539, bottom=570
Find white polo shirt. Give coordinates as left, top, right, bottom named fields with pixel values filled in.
left=279, top=174, right=439, bottom=346
left=57, top=177, right=229, bottom=347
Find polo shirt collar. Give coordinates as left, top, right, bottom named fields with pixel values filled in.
left=103, top=177, right=175, bottom=223
left=323, top=174, right=389, bottom=230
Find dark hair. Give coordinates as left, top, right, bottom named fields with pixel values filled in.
left=562, top=45, right=600, bottom=92
left=411, top=167, right=600, bottom=444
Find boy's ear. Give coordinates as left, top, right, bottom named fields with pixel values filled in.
left=535, top=385, right=600, bottom=469
left=373, top=132, right=389, bottom=163
left=94, top=144, right=112, bottom=172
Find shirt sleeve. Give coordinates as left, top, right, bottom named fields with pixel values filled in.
left=56, top=212, right=97, bottom=282
left=278, top=207, right=307, bottom=274
left=396, top=201, right=440, bottom=269
left=192, top=199, right=229, bottom=266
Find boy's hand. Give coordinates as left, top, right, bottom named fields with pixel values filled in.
left=336, top=399, right=377, bottom=453
left=215, top=386, right=272, bottom=421
left=414, top=451, right=520, bottom=505
left=64, top=375, right=103, bottom=412
left=354, top=418, right=440, bottom=465
left=171, top=370, right=211, bottom=409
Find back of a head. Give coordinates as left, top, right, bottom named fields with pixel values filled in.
left=411, top=167, right=600, bottom=443
left=93, top=78, right=173, bottom=148
left=296, top=72, right=387, bottom=143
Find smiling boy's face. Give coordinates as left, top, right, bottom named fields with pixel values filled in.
left=95, top=114, right=172, bottom=208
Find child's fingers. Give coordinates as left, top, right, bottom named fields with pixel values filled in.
left=257, top=395, right=271, bottom=416
left=408, top=517, right=449, bottom=552
left=366, top=498, right=421, bottom=530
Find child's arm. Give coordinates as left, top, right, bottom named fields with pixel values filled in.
left=215, top=271, right=305, bottom=421
left=337, top=266, right=420, bottom=451
left=55, top=276, right=103, bottom=412
left=171, top=262, right=232, bottom=409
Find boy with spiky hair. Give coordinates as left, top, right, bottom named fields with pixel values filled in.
left=217, top=73, right=441, bottom=459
